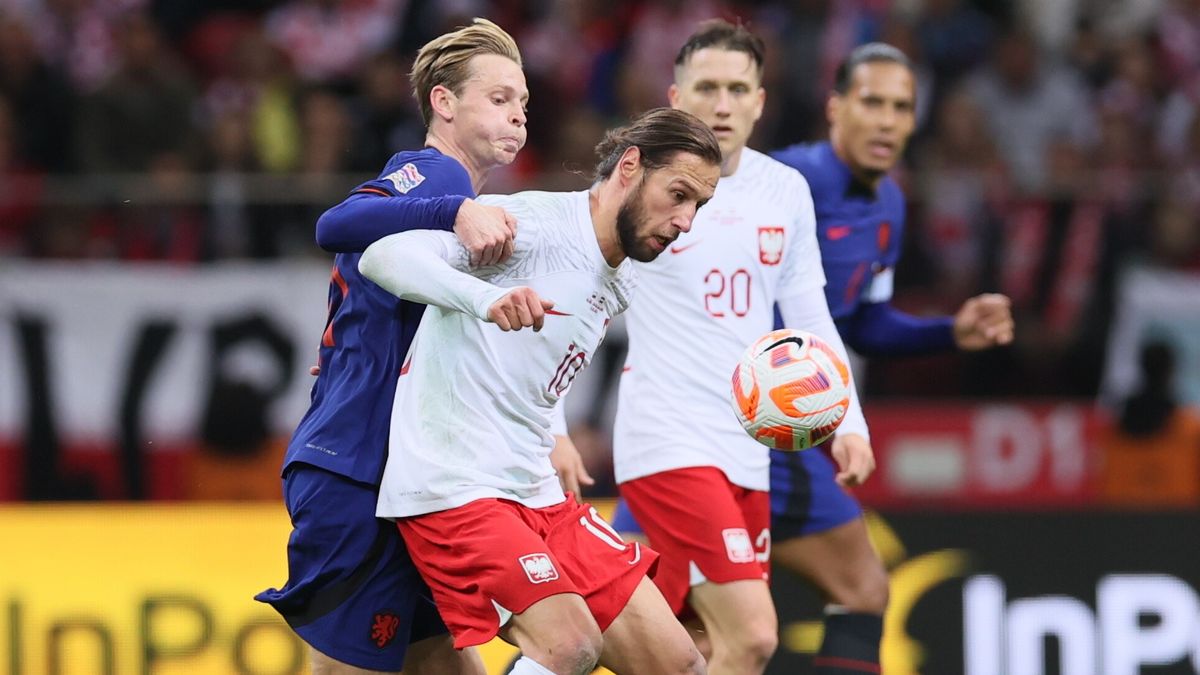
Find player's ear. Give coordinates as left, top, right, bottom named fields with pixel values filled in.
left=753, top=85, right=766, bottom=122
left=617, top=146, right=643, bottom=186
left=667, top=83, right=680, bottom=108
left=429, top=84, right=456, bottom=123
left=825, top=93, right=840, bottom=127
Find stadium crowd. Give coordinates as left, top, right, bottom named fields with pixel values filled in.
left=2, top=0, right=1198, bottom=400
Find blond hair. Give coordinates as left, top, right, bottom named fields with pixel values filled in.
left=410, top=18, right=522, bottom=127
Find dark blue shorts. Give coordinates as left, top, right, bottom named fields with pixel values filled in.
left=255, top=463, right=447, bottom=671
left=769, top=446, right=862, bottom=540
left=612, top=449, right=862, bottom=542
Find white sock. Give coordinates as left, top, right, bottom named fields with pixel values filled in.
left=510, top=655, right=557, bottom=675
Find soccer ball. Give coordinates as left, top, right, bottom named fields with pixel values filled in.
left=730, top=328, right=852, bottom=451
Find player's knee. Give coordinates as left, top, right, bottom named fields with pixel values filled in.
left=536, top=627, right=602, bottom=675
left=833, top=563, right=890, bottom=614
left=744, top=624, right=780, bottom=667
left=677, top=642, right=708, bottom=674
left=722, top=622, right=777, bottom=670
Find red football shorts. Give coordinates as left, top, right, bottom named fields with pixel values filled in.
left=619, top=466, right=770, bottom=616
left=396, top=494, right=658, bottom=648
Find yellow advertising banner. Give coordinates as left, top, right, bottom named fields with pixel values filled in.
left=0, top=503, right=539, bottom=674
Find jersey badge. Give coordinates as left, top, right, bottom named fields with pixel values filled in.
left=758, top=227, right=785, bottom=266
left=383, top=162, right=426, bottom=194
left=586, top=292, right=608, bottom=314
left=722, top=528, right=755, bottom=563
left=370, top=611, right=401, bottom=648
left=519, top=553, right=560, bottom=584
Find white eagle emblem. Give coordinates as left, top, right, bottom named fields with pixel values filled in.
left=518, top=553, right=559, bottom=584
left=722, top=528, right=755, bottom=563
left=758, top=227, right=785, bottom=265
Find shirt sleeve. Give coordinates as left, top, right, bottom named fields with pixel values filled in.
left=776, top=175, right=827, bottom=298
left=358, top=230, right=509, bottom=321
left=315, top=192, right=467, bottom=253
left=549, top=401, right=568, bottom=436
left=777, top=284, right=870, bottom=441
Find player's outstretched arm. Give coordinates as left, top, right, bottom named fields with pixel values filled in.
left=318, top=194, right=516, bottom=267
left=359, top=230, right=509, bottom=320
left=779, top=285, right=876, bottom=486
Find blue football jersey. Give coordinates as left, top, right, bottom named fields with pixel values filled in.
left=283, top=148, right=474, bottom=484
left=770, top=141, right=905, bottom=321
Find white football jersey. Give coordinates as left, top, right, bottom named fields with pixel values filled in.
left=376, top=190, right=635, bottom=517
left=614, top=149, right=825, bottom=491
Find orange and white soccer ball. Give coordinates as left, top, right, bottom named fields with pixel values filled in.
left=730, top=328, right=852, bottom=451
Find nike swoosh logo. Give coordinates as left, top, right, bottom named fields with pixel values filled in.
left=669, top=240, right=702, bottom=254
left=827, top=225, right=852, bottom=241
left=545, top=309, right=572, bottom=316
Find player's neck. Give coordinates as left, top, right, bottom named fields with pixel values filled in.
left=588, top=184, right=625, bottom=268
left=424, top=132, right=490, bottom=194
left=830, top=138, right=884, bottom=191
left=721, top=146, right=746, bottom=177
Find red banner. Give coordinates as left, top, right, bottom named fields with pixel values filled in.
left=852, top=402, right=1106, bottom=509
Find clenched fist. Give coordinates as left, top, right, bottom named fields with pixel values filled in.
left=487, top=287, right=555, bottom=331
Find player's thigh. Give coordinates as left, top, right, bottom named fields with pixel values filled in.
left=769, top=447, right=862, bottom=546
left=260, top=465, right=443, bottom=672
left=398, top=500, right=591, bottom=649
left=543, top=497, right=659, bottom=634
left=598, top=576, right=703, bottom=674
left=771, top=517, right=889, bottom=612
left=622, top=467, right=770, bottom=615
left=402, top=635, right=484, bottom=675
left=499, top=592, right=602, bottom=668
left=688, top=578, right=777, bottom=649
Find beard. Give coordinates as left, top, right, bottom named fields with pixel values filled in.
left=615, top=176, right=657, bottom=262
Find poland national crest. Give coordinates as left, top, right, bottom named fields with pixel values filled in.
left=519, top=553, right=560, bottom=584
left=758, top=227, right=785, bottom=265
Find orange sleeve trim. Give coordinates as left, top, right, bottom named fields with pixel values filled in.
left=352, top=187, right=392, bottom=197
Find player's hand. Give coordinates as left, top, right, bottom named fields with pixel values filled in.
left=487, top=287, right=554, bottom=331
left=309, top=365, right=321, bottom=376
left=550, top=434, right=595, bottom=496
left=830, top=433, right=876, bottom=487
left=953, top=293, right=1014, bottom=351
left=454, top=198, right=517, bottom=268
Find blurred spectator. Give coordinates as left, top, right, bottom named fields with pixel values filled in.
left=7, top=0, right=144, bottom=92
left=263, top=0, right=407, bottom=85
left=112, top=152, right=205, bottom=262
left=616, top=0, right=728, bottom=115
left=965, top=27, right=1097, bottom=195
left=0, top=15, right=76, bottom=171
left=912, top=88, right=1007, bottom=301
left=0, top=95, right=44, bottom=256
left=518, top=0, right=628, bottom=156
left=203, top=26, right=302, bottom=173
left=914, top=0, right=994, bottom=89
left=1156, top=0, right=1200, bottom=88
left=76, top=10, right=199, bottom=173
left=1100, top=340, right=1200, bottom=507
left=345, top=52, right=425, bottom=172
left=203, top=110, right=274, bottom=259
